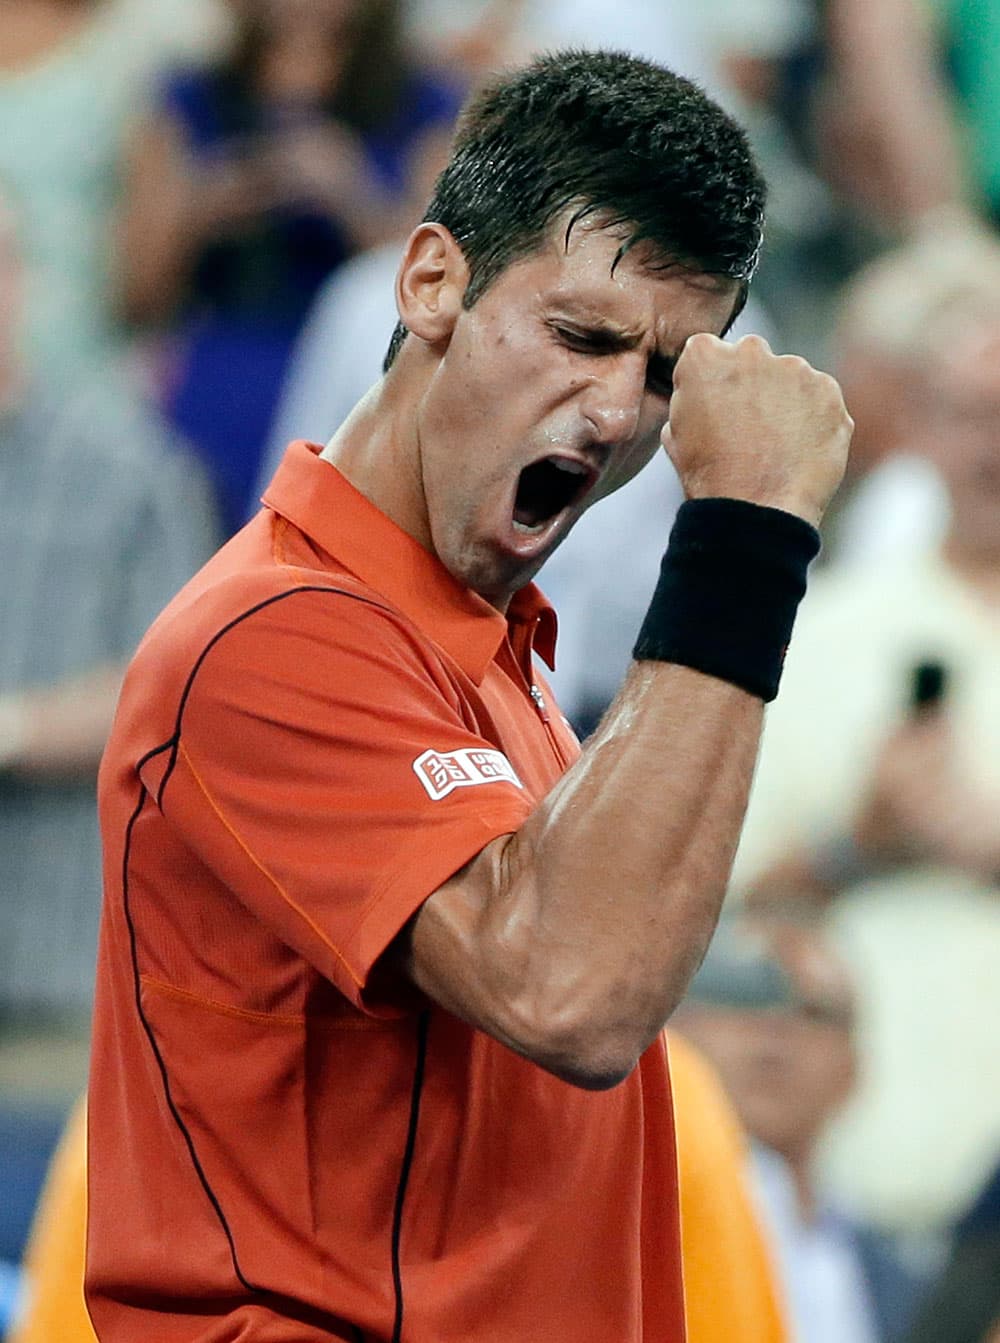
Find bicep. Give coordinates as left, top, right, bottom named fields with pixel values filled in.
left=400, top=831, right=521, bottom=1037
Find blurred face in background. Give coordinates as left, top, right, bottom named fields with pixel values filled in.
left=917, top=319, right=1000, bottom=562
left=833, top=343, right=914, bottom=483
left=677, top=927, right=857, bottom=1169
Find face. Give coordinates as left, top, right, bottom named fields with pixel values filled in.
left=413, top=221, right=738, bottom=608
left=917, top=320, right=1000, bottom=558
left=677, top=929, right=856, bottom=1164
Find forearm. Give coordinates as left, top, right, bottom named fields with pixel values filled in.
left=828, top=0, right=964, bottom=218
left=409, top=661, right=763, bottom=1088
left=0, top=664, right=124, bottom=778
left=503, top=661, right=763, bottom=1071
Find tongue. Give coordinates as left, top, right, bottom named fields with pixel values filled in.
left=513, top=459, right=580, bottom=529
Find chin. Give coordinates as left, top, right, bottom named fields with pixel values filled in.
left=445, top=545, right=528, bottom=606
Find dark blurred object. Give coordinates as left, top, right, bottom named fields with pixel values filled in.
left=910, top=660, right=948, bottom=714
left=0, top=1103, right=67, bottom=1269
left=904, top=1159, right=1000, bottom=1343
left=677, top=912, right=927, bottom=1343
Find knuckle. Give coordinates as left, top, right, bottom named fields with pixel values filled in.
left=681, top=331, right=718, bottom=361
left=736, top=333, right=771, bottom=355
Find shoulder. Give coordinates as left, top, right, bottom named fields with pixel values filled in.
left=133, top=540, right=447, bottom=705
left=114, top=546, right=474, bottom=791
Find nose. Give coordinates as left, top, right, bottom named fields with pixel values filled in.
left=579, top=355, right=646, bottom=447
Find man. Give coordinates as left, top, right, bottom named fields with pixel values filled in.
left=87, top=51, right=851, bottom=1341
left=674, top=915, right=921, bottom=1343
left=821, top=217, right=1000, bottom=566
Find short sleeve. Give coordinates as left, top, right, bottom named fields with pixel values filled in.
left=148, top=586, right=534, bottom=1009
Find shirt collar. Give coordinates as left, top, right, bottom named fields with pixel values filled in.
left=262, top=441, right=557, bottom=684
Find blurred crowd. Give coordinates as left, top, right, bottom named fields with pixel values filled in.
left=1, top=0, right=999, bottom=1340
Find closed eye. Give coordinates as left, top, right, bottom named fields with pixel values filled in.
left=551, top=324, right=616, bottom=354
left=550, top=324, right=674, bottom=399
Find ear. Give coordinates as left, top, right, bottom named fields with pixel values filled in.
left=395, top=223, right=469, bottom=349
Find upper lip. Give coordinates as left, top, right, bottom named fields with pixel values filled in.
left=534, top=447, right=605, bottom=491
left=501, top=446, right=609, bottom=545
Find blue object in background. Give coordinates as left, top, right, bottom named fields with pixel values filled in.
left=0, top=1103, right=67, bottom=1264
left=0, top=1258, right=24, bottom=1337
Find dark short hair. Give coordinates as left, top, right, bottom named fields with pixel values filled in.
left=384, top=49, right=766, bottom=369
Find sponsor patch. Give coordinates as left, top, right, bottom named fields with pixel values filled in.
left=413, top=747, right=524, bottom=801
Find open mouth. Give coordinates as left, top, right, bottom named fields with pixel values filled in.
left=512, top=456, right=595, bottom=533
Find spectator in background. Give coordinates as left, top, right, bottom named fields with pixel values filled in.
left=119, top=0, right=462, bottom=536
left=669, top=1031, right=791, bottom=1343
left=6, top=1097, right=95, bottom=1343
left=700, top=0, right=972, bottom=365
left=0, top=0, right=225, bottom=385
left=0, top=194, right=219, bottom=1026
left=731, top=288, right=1000, bottom=1249
left=825, top=217, right=1000, bottom=566
left=674, top=915, right=924, bottom=1343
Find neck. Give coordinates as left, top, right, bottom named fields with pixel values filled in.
left=781, top=1145, right=819, bottom=1223
left=320, top=366, right=432, bottom=554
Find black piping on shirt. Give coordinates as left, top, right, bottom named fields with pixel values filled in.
left=120, top=778, right=264, bottom=1295
left=391, top=1012, right=431, bottom=1343
left=112, top=586, right=429, bottom=1331
left=155, top=584, right=394, bottom=809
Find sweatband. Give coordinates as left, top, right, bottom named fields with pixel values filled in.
left=632, top=498, right=821, bottom=702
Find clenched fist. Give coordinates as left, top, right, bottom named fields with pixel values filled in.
left=664, top=334, right=853, bottom=528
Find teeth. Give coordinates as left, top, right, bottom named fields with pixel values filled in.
left=550, top=458, right=588, bottom=475
left=512, top=519, right=545, bottom=535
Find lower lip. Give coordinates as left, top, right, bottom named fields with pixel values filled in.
left=498, top=513, right=566, bottom=561
left=491, top=467, right=596, bottom=562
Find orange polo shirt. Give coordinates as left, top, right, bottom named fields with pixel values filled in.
left=87, top=441, right=686, bottom=1342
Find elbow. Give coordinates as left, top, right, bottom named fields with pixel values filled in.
left=546, top=1052, right=638, bottom=1093
left=501, top=992, right=652, bottom=1092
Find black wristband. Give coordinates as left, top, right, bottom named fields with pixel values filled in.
left=632, top=498, right=821, bottom=702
